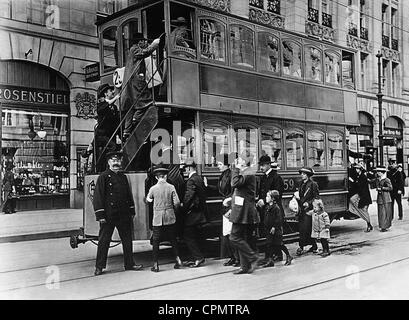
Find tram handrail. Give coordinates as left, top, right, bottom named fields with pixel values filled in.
left=95, top=45, right=169, bottom=172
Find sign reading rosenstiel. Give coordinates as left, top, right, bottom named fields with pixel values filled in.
left=0, top=85, right=69, bottom=106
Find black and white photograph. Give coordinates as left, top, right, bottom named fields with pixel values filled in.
left=1, top=0, right=409, bottom=305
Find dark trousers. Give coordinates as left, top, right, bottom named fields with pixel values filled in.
left=391, top=193, right=402, bottom=219
left=152, top=224, right=179, bottom=262
left=230, top=223, right=258, bottom=271
left=220, top=235, right=239, bottom=261
left=95, top=218, right=134, bottom=269
left=183, top=225, right=205, bottom=261
left=2, top=197, right=16, bottom=213
left=315, top=238, right=329, bottom=252
left=123, top=105, right=149, bottom=136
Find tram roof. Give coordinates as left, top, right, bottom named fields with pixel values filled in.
left=96, top=0, right=357, bottom=53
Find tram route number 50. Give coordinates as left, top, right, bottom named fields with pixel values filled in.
left=113, top=67, right=125, bottom=88
left=283, top=178, right=296, bottom=192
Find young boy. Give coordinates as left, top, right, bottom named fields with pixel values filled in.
left=261, top=190, right=293, bottom=267
left=307, top=199, right=331, bottom=257
left=146, top=166, right=183, bottom=272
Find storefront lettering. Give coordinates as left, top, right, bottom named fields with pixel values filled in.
left=0, top=86, right=69, bottom=105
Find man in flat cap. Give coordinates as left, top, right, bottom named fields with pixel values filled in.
left=295, top=167, right=319, bottom=256
left=93, top=151, right=142, bottom=276
left=182, top=160, right=207, bottom=268
left=121, top=33, right=161, bottom=141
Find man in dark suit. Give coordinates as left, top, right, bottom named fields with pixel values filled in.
left=93, top=151, right=143, bottom=276
left=388, top=160, right=404, bottom=220
left=229, top=150, right=261, bottom=274
left=182, top=160, right=207, bottom=267
left=256, top=155, right=285, bottom=261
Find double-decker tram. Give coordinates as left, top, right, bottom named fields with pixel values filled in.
left=70, top=0, right=360, bottom=248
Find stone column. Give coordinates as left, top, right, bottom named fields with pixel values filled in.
left=401, top=0, right=409, bottom=97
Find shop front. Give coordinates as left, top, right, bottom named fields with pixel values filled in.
left=1, top=60, right=70, bottom=211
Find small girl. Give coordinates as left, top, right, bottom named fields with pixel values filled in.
left=306, top=199, right=331, bottom=257
left=261, top=190, right=293, bottom=267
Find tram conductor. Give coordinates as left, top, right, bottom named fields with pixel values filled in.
left=93, top=151, right=143, bottom=276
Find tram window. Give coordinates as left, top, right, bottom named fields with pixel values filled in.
left=328, top=132, right=344, bottom=168
left=122, top=19, right=139, bottom=66
left=233, top=125, right=258, bottom=167
left=199, top=18, right=226, bottom=62
left=230, top=25, right=255, bottom=69
left=257, top=32, right=280, bottom=74
left=324, top=52, right=340, bottom=85
left=282, top=40, right=302, bottom=78
left=307, top=131, right=326, bottom=168
left=342, top=51, right=355, bottom=89
left=261, top=127, right=282, bottom=168
left=305, top=47, right=322, bottom=82
left=102, top=26, right=118, bottom=72
left=285, top=129, right=304, bottom=168
left=203, top=122, right=230, bottom=169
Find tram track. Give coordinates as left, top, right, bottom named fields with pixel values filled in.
left=2, top=224, right=409, bottom=298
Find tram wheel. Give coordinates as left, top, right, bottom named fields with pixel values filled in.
left=70, top=235, right=79, bottom=249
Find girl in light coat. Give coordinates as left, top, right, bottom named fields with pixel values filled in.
left=306, top=199, right=331, bottom=257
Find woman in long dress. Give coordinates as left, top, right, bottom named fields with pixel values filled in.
left=349, top=163, right=373, bottom=232
left=372, top=166, right=393, bottom=232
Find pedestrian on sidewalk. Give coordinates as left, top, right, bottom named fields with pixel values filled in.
left=93, top=151, right=143, bottom=276
left=2, top=165, right=17, bottom=214
left=306, top=199, right=331, bottom=257
left=372, top=166, right=393, bottom=232
left=388, top=159, right=404, bottom=221
left=261, top=190, right=293, bottom=267
left=295, top=167, right=319, bottom=256
left=348, top=163, right=373, bottom=232
left=146, top=166, right=183, bottom=272
left=229, top=150, right=261, bottom=275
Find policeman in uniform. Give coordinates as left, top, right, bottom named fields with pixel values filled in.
left=93, top=151, right=143, bottom=275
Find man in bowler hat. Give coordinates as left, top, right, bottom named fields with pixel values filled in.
left=93, top=151, right=142, bottom=275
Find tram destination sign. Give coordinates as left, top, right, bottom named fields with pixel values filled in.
left=84, top=62, right=100, bottom=82
left=0, top=85, right=69, bottom=106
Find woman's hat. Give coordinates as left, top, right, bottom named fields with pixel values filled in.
left=153, top=166, right=169, bottom=175
left=353, top=163, right=365, bottom=171
left=375, top=166, right=387, bottom=172
left=299, top=167, right=315, bottom=176
left=171, top=17, right=187, bottom=25
left=134, top=32, right=147, bottom=41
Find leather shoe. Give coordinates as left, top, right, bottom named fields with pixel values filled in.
left=233, top=268, right=249, bottom=275
left=248, top=257, right=261, bottom=273
left=189, top=258, right=205, bottom=268
left=174, top=262, right=183, bottom=269
left=223, top=258, right=236, bottom=266
left=125, top=264, right=143, bottom=271
left=94, top=268, right=103, bottom=276
left=261, top=260, right=275, bottom=268
left=151, top=266, right=159, bottom=272
left=233, top=261, right=241, bottom=267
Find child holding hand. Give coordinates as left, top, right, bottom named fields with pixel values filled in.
left=306, top=199, right=331, bottom=257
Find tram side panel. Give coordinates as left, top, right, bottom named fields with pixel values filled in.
left=84, top=173, right=150, bottom=240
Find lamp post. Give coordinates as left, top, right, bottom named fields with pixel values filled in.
left=376, top=50, right=384, bottom=166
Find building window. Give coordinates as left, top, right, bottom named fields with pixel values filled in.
left=391, top=62, right=398, bottom=96
left=261, top=127, right=282, bottom=168
left=382, top=59, right=390, bottom=95
left=307, top=0, right=319, bottom=23
left=324, top=51, right=340, bottom=85
left=249, top=0, right=264, bottom=9
left=342, top=51, right=354, bottom=89
left=305, top=46, right=322, bottom=82
left=97, top=0, right=116, bottom=15
left=282, top=40, right=302, bottom=78
left=360, top=52, right=368, bottom=90
left=232, top=124, right=258, bottom=168
left=307, top=130, right=326, bottom=168
left=359, top=0, right=368, bottom=40
left=267, top=0, right=281, bottom=15
left=199, top=18, right=226, bottom=63
left=257, top=32, right=280, bottom=73
left=286, top=129, right=304, bottom=168
left=308, top=0, right=332, bottom=27
left=382, top=4, right=390, bottom=48
left=391, top=8, right=398, bottom=50
left=102, top=26, right=118, bottom=72
left=122, top=19, right=139, bottom=66
left=230, top=25, right=255, bottom=69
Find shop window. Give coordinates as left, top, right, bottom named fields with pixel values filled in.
left=325, top=51, right=340, bottom=85
left=2, top=110, right=69, bottom=196
left=307, top=130, right=326, bottom=168
left=305, top=46, right=322, bottom=82
left=261, top=127, right=282, bottom=168
left=282, top=40, right=302, bottom=78
left=230, top=25, right=255, bottom=69
left=102, top=26, right=118, bottom=72
left=286, top=129, right=304, bottom=168
left=342, top=50, right=354, bottom=89
left=328, top=131, right=344, bottom=168
left=233, top=123, right=258, bottom=167
left=122, top=19, right=139, bottom=66
left=199, top=18, right=226, bottom=62
left=203, top=121, right=230, bottom=170
left=257, top=32, right=280, bottom=74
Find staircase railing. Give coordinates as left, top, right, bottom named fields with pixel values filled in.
left=94, top=43, right=168, bottom=172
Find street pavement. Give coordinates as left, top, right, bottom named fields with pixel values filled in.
left=0, top=202, right=409, bottom=299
